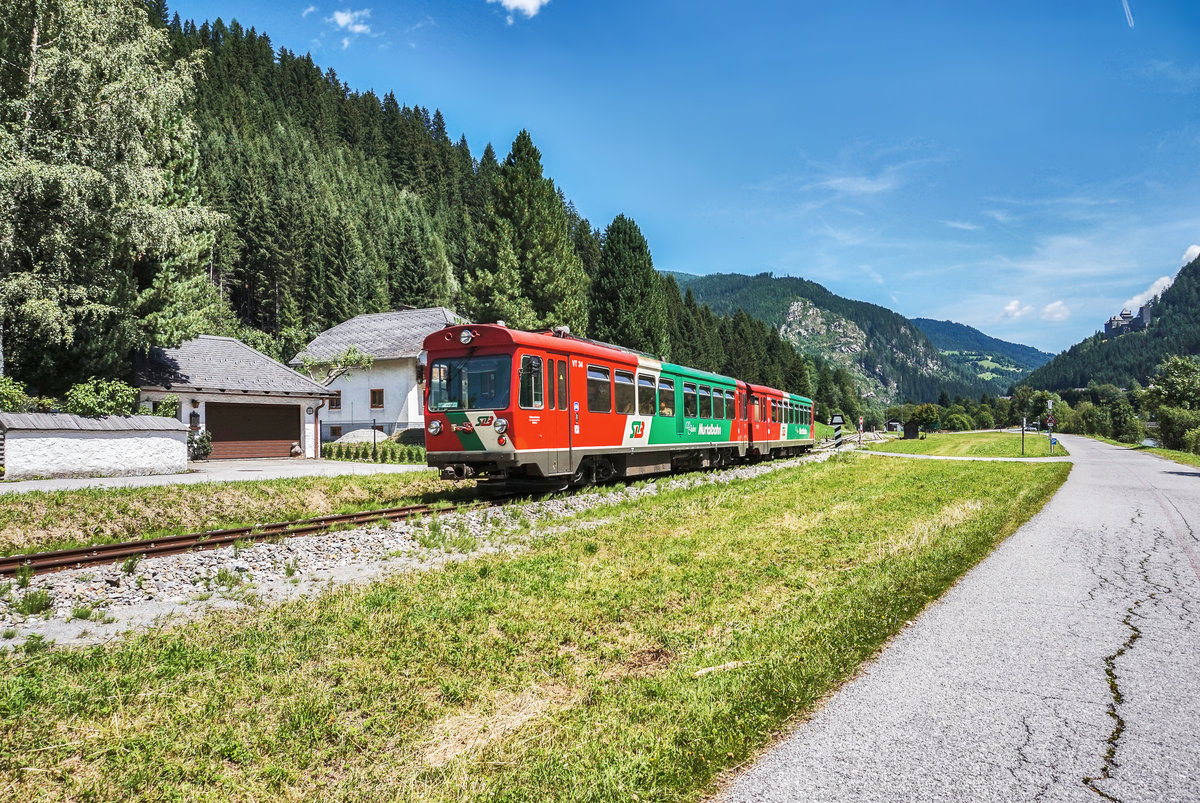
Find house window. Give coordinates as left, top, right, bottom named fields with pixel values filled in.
left=587, top=366, right=611, bottom=413
left=370, top=389, right=384, bottom=409
left=614, top=371, right=635, bottom=415
left=329, top=390, right=341, bottom=411
left=329, top=426, right=343, bottom=439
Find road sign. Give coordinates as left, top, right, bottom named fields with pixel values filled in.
left=1051, top=438, right=1058, bottom=446
left=830, top=414, right=845, bottom=426
left=1046, top=415, right=1056, bottom=426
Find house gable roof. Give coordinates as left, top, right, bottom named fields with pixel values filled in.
left=136, top=335, right=333, bottom=396
left=291, top=307, right=464, bottom=364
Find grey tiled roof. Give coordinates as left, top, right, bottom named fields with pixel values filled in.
left=291, top=307, right=464, bottom=364
left=0, top=413, right=186, bottom=432
left=136, top=336, right=333, bottom=396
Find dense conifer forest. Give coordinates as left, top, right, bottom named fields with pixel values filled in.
left=0, top=0, right=867, bottom=421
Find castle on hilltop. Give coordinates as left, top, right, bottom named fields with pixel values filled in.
left=1103, top=304, right=1153, bottom=339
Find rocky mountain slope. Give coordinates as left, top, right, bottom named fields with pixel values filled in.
left=668, top=272, right=1024, bottom=403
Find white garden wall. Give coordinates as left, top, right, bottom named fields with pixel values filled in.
left=2, top=429, right=188, bottom=480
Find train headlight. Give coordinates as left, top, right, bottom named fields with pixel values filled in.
left=493, top=417, right=508, bottom=435
left=459, top=329, right=474, bottom=345
left=427, top=419, right=442, bottom=436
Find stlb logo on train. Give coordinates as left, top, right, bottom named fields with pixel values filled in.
left=630, top=421, right=645, bottom=438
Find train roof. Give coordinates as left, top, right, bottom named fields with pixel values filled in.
left=747, top=382, right=814, bottom=405
left=423, top=323, right=809, bottom=403
left=423, top=323, right=659, bottom=366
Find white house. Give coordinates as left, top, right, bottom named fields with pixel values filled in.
left=137, top=335, right=335, bottom=459
left=291, top=307, right=463, bottom=442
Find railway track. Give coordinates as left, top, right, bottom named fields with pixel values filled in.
left=0, top=497, right=513, bottom=578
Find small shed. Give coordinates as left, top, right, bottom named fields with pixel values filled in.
left=137, top=335, right=335, bottom=459
left=903, top=421, right=921, bottom=440
left=885, top=418, right=903, bottom=433
left=0, top=413, right=187, bottom=480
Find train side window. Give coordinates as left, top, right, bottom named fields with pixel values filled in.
left=726, top=390, right=736, bottom=420
left=657, top=378, right=675, bottom=416
left=711, top=388, right=724, bottom=420
left=615, top=370, right=636, bottom=415
left=547, top=359, right=556, bottom=409
left=587, top=365, right=611, bottom=413
left=557, top=360, right=568, bottom=410
left=519, top=355, right=544, bottom=409
left=683, top=383, right=698, bottom=417
left=699, top=385, right=712, bottom=419
left=637, top=374, right=657, bottom=416
left=772, top=402, right=779, bottom=423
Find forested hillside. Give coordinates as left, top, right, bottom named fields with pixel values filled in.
left=911, top=319, right=1051, bottom=370
left=1023, top=254, right=1200, bottom=390
left=671, top=272, right=993, bottom=403
left=0, top=0, right=868, bottom=421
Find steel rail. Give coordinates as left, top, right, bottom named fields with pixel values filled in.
left=0, top=498, right=511, bottom=578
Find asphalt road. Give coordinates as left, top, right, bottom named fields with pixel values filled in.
left=721, top=435, right=1200, bottom=802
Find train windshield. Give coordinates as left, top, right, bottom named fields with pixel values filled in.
left=428, top=355, right=512, bottom=411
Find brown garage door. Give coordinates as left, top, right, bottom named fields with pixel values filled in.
left=206, top=403, right=300, bottom=459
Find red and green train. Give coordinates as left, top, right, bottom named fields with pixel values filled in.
left=422, top=323, right=815, bottom=484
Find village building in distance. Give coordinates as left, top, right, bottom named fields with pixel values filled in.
left=291, top=307, right=463, bottom=442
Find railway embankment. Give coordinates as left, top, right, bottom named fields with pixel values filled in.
left=0, top=454, right=1069, bottom=802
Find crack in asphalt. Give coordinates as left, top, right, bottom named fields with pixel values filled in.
left=1081, top=545, right=1157, bottom=802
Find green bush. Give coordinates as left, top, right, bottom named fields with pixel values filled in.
left=188, top=430, right=213, bottom=460
left=154, top=395, right=180, bottom=418
left=1156, top=406, right=1200, bottom=450
left=62, top=378, right=139, bottom=417
left=1183, top=428, right=1200, bottom=455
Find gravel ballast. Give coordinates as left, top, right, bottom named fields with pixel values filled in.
left=0, top=452, right=837, bottom=651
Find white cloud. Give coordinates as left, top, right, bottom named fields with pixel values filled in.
left=488, top=0, right=550, bottom=23
left=1003, top=299, right=1033, bottom=320
left=1040, top=301, right=1071, bottom=322
left=301, top=4, right=317, bottom=17
left=330, top=8, right=371, bottom=35
left=1182, top=244, right=1200, bottom=266
left=1141, top=60, right=1200, bottom=94
left=342, top=36, right=350, bottom=48
left=1123, top=276, right=1173, bottom=311
left=1122, top=0, right=1134, bottom=28
left=942, top=220, right=980, bottom=231
left=819, top=173, right=900, bottom=195
left=984, top=209, right=1011, bottom=224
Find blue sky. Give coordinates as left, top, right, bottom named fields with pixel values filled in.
left=168, top=0, right=1200, bottom=353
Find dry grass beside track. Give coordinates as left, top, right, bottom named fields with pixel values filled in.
left=0, top=471, right=458, bottom=556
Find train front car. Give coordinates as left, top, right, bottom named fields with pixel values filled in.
left=422, top=323, right=534, bottom=482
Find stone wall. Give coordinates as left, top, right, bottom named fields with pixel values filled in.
left=2, top=429, right=188, bottom=480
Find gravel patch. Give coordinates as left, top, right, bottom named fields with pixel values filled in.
left=0, top=450, right=838, bottom=652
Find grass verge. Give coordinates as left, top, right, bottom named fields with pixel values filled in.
left=0, top=471, right=463, bottom=557
left=1083, top=435, right=1200, bottom=469
left=868, top=431, right=1067, bottom=458
left=0, top=456, right=1069, bottom=801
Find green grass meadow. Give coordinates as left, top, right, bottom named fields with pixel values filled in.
left=869, top=431, right=1067, bottom=458
left=0, top=456, right=1069, bottom=801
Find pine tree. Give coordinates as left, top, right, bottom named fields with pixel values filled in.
left=493, top=131, right=589, bottom=333
left=589, top=215, right=668, bottom=356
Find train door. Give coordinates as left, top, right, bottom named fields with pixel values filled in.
left=545, top=353, right=572, bottom=475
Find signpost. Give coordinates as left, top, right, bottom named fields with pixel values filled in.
left=830, top=413, right=845, bottom=450
left=858, top=415, right=864, bottom=448
left=1022, top=417, right=1026, bottom=456
left=1047, top=398, right=1055, bottom=455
